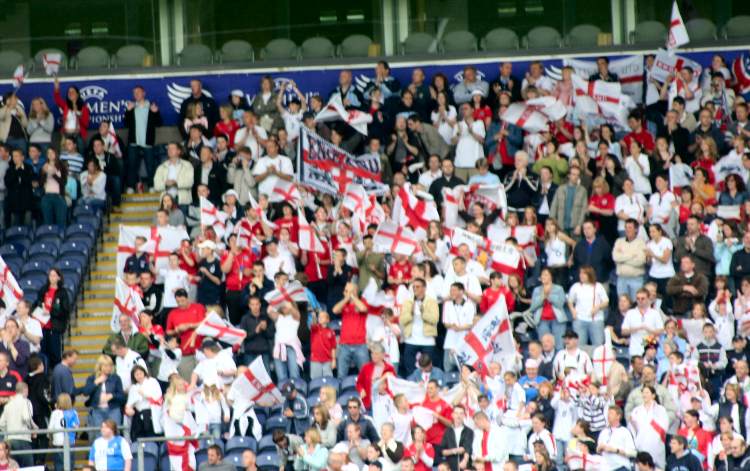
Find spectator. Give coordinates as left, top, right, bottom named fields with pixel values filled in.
left=124, top=85, right=162, bottom=193
left=622, top=289, right=665, bottom=357
left=198, top=444, right=236, bottom=471
left=49, top=392, right=79, bottom=471
left=269, top=298, right=303, bottom=383
left=0, top=319, right=30, bottom=378
left=356, top=343, right=395, bottom=410
left=165, top=289, right=206, bottom=379
left=333, top=282, right=369, bottom=379
left=51, top=349, right=78, bottom=399
left=596, top=406, right=636, bottom=470
left=674, top=215, right=715, bottom=279
left=80, top=355, right=125, bottom=430
left=400, top=279, right=440, bottom=377
left=60, top=135, right=85, bottom=178
left=666, top=255, right=709, bottom=316
left=530, top=268, right=567, bottom=350
left=239, top=296, right=274, bottom=369
left=3, top=149, right=34, bottom=226
left=441, top=282, right=476, bottom=372
left=572, top=220, right=612, bottom=283
left=407, top=115, right=449, bottom=161
left=309, top=310, right=336, bottom=380
left=88, top=137, right=122, bottom=210
left=153, top=142, right=195, bottom=208
left=613, top=219, right=647, bottom=300
left=53, top=77, right=90, bottom=146
left=567, top=266, right=609, bottom=347
left=104, top=314, right=150, bottom=360
left=110, top=337, right=147, bottom=393
left=27, top=97, right=54, bottom=154
left=729, top=232, right=750, bottom=290
left=589, top=57, right=619, bottom=83
left=453, top=66, right=489, bottom=105
left=87, top=420, right=132, bottom=471
left=179, top=79, right=219, bottom=138
left=549, top=166, right=587, bottom=235
left=0, top=382, right=34, bottom=468
left=645, top=223, right=675, bottom=298
left=336, top=397, right=379, bottom=443
left=35, top=267, right=70, bottom=369
left=79, top=159, right=107, bottom=213
left=252, top=76, right=284, bottom=133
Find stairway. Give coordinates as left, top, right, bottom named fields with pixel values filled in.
left=67, top=192, right=161, bottom=462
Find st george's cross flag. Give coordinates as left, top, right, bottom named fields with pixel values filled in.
left=42, top=52, right=62, bottom=76
left=195, top=311, right=247, bottom=346
left=200, top=197, right=230, bottom=239
left=526, top=96, right=567, bottom=121
left=315, top=94, right=373, bottom=135
left=667, top=0, right=690, bottom=50
left=454, top=298, right=514, bottom=377
left=264, top=281, right=308, bottom=308
left=501, top=103, right=548, bottom=133
left=392, top=183, right=440, bottom=230
left=298, top=209, right=326, bottom=253
left=0, top=256, right=23, bottom=315
left=12, top=65, right=25, bottom=89
left=270, top=179, right=302, bottom=204
left=164, top=411, right=199, bottom=471
left=116, top=225, right=189, bottom=278
left=374, top=220, right=421, bottom=256
left=229, top=357, right=284, bottom=407
left=111, top=277, right=144, bottom=332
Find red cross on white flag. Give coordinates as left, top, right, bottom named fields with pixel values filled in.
left=373, top=220, right=420, bottom=256
left=264, top=280, right=308, bottom=308
left=667, top=1, right=690, bottom=49
left=0, top=256, right=23, bottom=315
left=111, top=277, right=144, bottom=332
left=229, top=357, right=284, bottom=407
left=269, top=179, right=301, bottom=204
left=453, top=297, right=514, bottom=377
left=298, top=208, right=325, bottom=253
left=195, top=311, right=247, bottom=346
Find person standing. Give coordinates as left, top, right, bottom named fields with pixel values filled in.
left=332, top=283, right=369, bottom=379
left=165, top=289, right=206, bottom=380
left=597, top=406, right=636, bottom=471
left=124, top=85, right=162, bottom=192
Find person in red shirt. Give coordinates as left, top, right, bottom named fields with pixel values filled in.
left=165, top=289, right=206, bottom=380
left=622, top=111, right=655, bottom=154
left=421, top=379, right=453, bottom=446
left=332, top=282, right=369, bottom=380
left=480, top=272, right=514, bottom=314
left=677, top=409, right=713, bottom=468
left=355, top=343, right=396, bottom=409
left=310, top=310, right=337, bottom=379
left=214, top=104, right=240, bottom=147
left=550, top=118, right=575, bottom=145
left=404, top=426, right=435, bottom=471
left=177, top=239, right=199, bottom=283
left=588, top=177, right=617, bottom=244
left=273, top=203, right=299, bottom=243
left=387, top=254, right=413, bottom=287
left=221, top=233, right=255, bottom=324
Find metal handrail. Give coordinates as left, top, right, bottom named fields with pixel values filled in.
left=134, top=434, right=212, bottom=471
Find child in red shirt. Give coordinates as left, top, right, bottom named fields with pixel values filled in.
left=480, top=272, right=515, bottom=314
left=310, top=310, right=337, bottom=379
left=387, top=254, right=413, bottom=287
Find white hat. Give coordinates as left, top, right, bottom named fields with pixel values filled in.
left=231, top=89, right=244, bottom=98
left=470, top=89, right=485, bottom=96
left=331, top=443, right=349, bottom=454
left=525, top=358, right=540, bottom=369
left=198, top=240, right=216, bottom=251
left=222, top=189, right=239, bottom=203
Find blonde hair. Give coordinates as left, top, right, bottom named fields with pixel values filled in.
left=29, top=97, right=51, bottom=119
left=56, top=393, right=73, bottom=410
left=320, top=385, right=337, bottom=408
left=305, top=427, right=322, bottom=445
left=203, top=384, right=222, bottom=401
left=592, top=176, right=610, bottom=194
left=94, top=355, right=114, bottom=376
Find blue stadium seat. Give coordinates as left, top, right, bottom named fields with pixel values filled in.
left=35, top=225, right=63, bottom=243
left=62, top=271, right=81, bottom=290
left=28, top=253, right=56, bottom=266
left=226, top=436, right=257, bottom=454
left=337, top=390, right=360, bottom=407
left=340, top=375, right=357, bottom=392
left=29, top=241, right=60, bottom=259
left=225, top=451, right=245, bottom=469
left=4, top=258, right=22, bottom=279
left=258, top=434, right=277, bottom=454
left=59, top=253, right=89, bottom=275
left=74, top=215, right=102, bottom=233
left=57, top=258, right=84, bottom=275
left=66, top=232, right=96, bottom=248
left=254, top=408, right=267, bottom=430
left=131, top=442, right=158, bottom=471
left=5, top=226, right=32, bottom=242
left=445, top=371, right=460, bottom=386
left=22, top=289, right=38, bottom=303
left=21, top=260, right=53, bottom=278
left=306, top=395, right=320, bottom=408
left=258, top=452, right=280, bottom=471
left=1, top=240, right=30, bottom=257
left=329, top=318, right=342, bottom=333
left=19, top=275, right=46, bottom=292
left=308, top=376, right=338, bottom=396
left=264, top=415, right=288, bottom=433
left=65, top=222, right=96, bottom=239
left=72, top=203, right=101, bottom=219
left=59, top=240, right=91, bottom=259
left=281, top=378, right=307, bottom=395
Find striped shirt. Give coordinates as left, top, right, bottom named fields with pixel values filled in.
left=61, top=152, right=85, bottom=176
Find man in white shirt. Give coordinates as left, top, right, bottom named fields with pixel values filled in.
left=664, top=67, right=702, bottom=114
left=191, top=340, right=237, bottom=389
left=112, top=337, right=147, bottom=393
left=13, top=301, right=42, bottom=354
left=442, top=257, right=482, bottom=304
left=159, top=253, right=191, bottom=309
left=647, top=174, right=676, bottom=225
left=622, top=288, right=665, bottom=357
left=252, top=139, right=294, bottom=198
left=521, top=61, right=555, bottom=94
left=552, top=330, right=593, bottom=379
left=597, top=406, right=636, bottom=470
left=262, top=239, right=296, bottom=280
left=418, top=155, right=442, bottom=190
left=471, top=411, right=510, bottom=471
left=442, top=282, right=476, bottom=373
left=526, top=412, right=556, bottom=463
left=453, top=103, right=485, bottom=182
left=234, top=110, right=269, bottom=160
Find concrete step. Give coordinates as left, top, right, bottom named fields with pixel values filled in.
left=75, top=317, right=112, bottom=328
left=110, top=211, right=154, bottom=224
left=84, top=289, right=114, bottom=299
left=121, top=200, right=160, bottom=212
left=68, top=333, right=109, bottom=346
left=93, top=260, right=116, bottom=271
left=123, top=192, right=161, bottom=203
left=90, top=270, right=116, bottom=280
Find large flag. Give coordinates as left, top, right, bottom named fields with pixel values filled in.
left=383, top=376, right=427, bottom=405
left=315, top=94, right=373, bottom=135
left=454, top=298, right=514, bottom=376
left=651, top=49, right=702, bottom=84
left=264, top=281, right=308, bottom=308
left=195, top=311, right=247, bottom=346
left=298, top=209, right=326, bottom=253
left=392, top=183, right=440, bottom=230
left=200, top=197, right=230, bottom=239
left=561, top=56, right=644, bottom=104
left=374, top=221, right=420, bottom=256
left=164, top=411, right=199, bottom=471
left=526, top=96, right=567, bottom=121
left=488, top=242, right=523, bottom=275
left=442, top=187, right=465, bottom=229
left=448, top=227, right=488, bottom=257
left=572, top=74, right=634, bottom=126
left=116, top=225, right=189, bottom=276
left=246, top=192, right=277, bottom=230
left=667, top=1, right=690, bottom=49
left=501, top=103, right=548, bottom=133
left=229, top=357, right=283, bottom=407
left=463, top=184, right=508, bottom=217
left=0, top=256, right=23, bottom=315
left=42, top=53, right=62, bottom=76
left=111, top=277, right=144, bottom=332
left=591, top=329, right=616, bottom=385
left=269, top=179, right=302, bottom=204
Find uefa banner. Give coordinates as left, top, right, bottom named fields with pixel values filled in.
left=0, top=49, right=744, bottom=128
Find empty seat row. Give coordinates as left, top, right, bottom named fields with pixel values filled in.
left=631, top=16, right=750, bottom=44
left=0, top=45, right=153, bottom=74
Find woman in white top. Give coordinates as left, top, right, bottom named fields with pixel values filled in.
left=269, top=301, right=303, bottom=383
left=623, top=140, right=652, bottom=195
left=124, top=365, right=164, bottom=440
left=79, top=159, right=107, bottom=211
left=614, top=178, right=648, bottom=233
left=567, top=266, right=609, bottom=347
left=542, top=218, right=575, bottom=287
left=388, top=394, right=413, bottom=446
left=645, top=224, right=675, bottom=298
left=431, top=91, right=458, bottom=145
left=628, top=385, right=669, bottom=470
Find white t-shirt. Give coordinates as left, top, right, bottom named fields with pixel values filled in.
left=442, top=298, right=476, bottom=350
left=647, top=237, right=675, bottom=279
left=282, top=110, right=303, bottom=141
left=234, top=125, right=268, bottom=160
left=622, top=307, right=664, bottom=356
left=648, top=191, right=676, bottom=224
left=17, top=316, right=43, bottom=353
left=159, top=267, right=190, bottom=308
left=157, top=345, right=182, bottom=382
left=431, top=106, right=458, bottom=145
left=253, top=155, right=295, bottom=197
left=194, top=349, right=237, bottom=387
left=116, top=349, right=147, bottom=392
left=567, top=282, right=609, bottom=322
left=623, top=153, right=652, bottom=195
left=405, top=299, right=435, bottom=346
left=263, top=253, right=296, bottom=280
left=454, top=120, right=485, bottom=169
left=442, top=271, right=482, bottom=300
left=544, top=237, right=567, bottom=267
left=614, top=192, right=647, bottom=231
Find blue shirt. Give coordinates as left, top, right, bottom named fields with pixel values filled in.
left=89, top=435, right=131, bottom=471
left=468, top=172, right=501, bottom=186
left=134, top=102, right=149, bottom=147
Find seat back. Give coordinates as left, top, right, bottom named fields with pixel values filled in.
left=481, top=28, right=519, bottom=51
left=340, top=34, right=372, bottom=58
left=34, top=48, right=67, bottom=71
left=261, top=39, right=298, bottom=60
left=221, top=39, right=254, bottom=63
left=441, top=30, right=477, bottom=53
left=523, top=26, right=561, bottom=48
left=402, top=33, right=436, bottom=55
left=115, top=45, right=149, bottom=67
left=566, top=24, right=601, bottom=47
left=0, top=50, right=24, bottom=74
left=632, top=20, right=667, bottom=44
left=75, top=46, right=109, bottom=69
left=300, top=37, right=335, bottom=59
left=686, top=18, right=716, bottom=41
left=724, top=15, right=750, bottom=39
left=177, top=44, right=213, bottom=66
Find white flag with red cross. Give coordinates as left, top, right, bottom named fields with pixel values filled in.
left=441, top=187, right=465, bottom=229
left=383, top=375, right=427, bottom=405
left=501, top=103, right=548, bottom=133
left=0, top=255, right=23, bottom=315
left=454, top=297, right=514, bottom=377
left=264, top=281, right=308, bottom=309
left=527, top=96, right=567, bottom=121
left=463, top=184, right=508, bottom=218
left=651, top=49, right=702, bottom=84
left=488, top=242, right=522, bottom=275
left=116, top=225, right=189, bottom=277
left=373, top=220, right=421, bottom=256
left=298, top=209, right=326, bottom=254
left=229, top=357, right=284, bottom=407
left=572, top=74, right=634, bottom=125
left=200, top=197, right=230, bottom=239
left=42, top=53, right=62, bottom=76
left=591, top=329, right=615, bottom=385
left=164, top=411, right=199, bottom=471
left=269, top=179, right=302, bottom=204
left=667, top=0, right=690, bottom=50
left=111, top=277, right=144, bottom=332
left=11, top=65, right=25, bottom=89
left=105, top=122, right=123, bottom=158
left=449, top=227, right=489, bottom=257
left=392, top=183, right=440, bottom=230
left=195, top=311, right=247, bottom=346
left=566, top=448, right=603, bottom=471
left=315, top=94, right=372, bottom=135
left=247, top=192, right=277, bottom=230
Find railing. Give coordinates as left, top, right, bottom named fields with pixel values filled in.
left=0, top=425, right=208, bottom=471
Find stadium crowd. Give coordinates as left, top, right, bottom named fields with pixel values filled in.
left=1, top=47, right=750, bottom=471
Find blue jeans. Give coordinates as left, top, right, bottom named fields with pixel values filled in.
left=616, top=275, right=644, bottom=301
left=572, top=319, right=605, bottom=346
left=88, top=407, right=122, bottom=438
left=107, top=175, right=122, bottom=207
left=310, top=361, right=333, bottom=379
left=274, top=346, right=301, bottom=383
left=8, top=440, right=32, bottom=468
left=127, top=145, right=156, bottom=188
left=536, top=320, right=567, bottom=350
left=41, top=194, right=67, bottom=228
left=401, top=344, right=436, bottom=378
left=336, top=344, right=369, bottom=379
